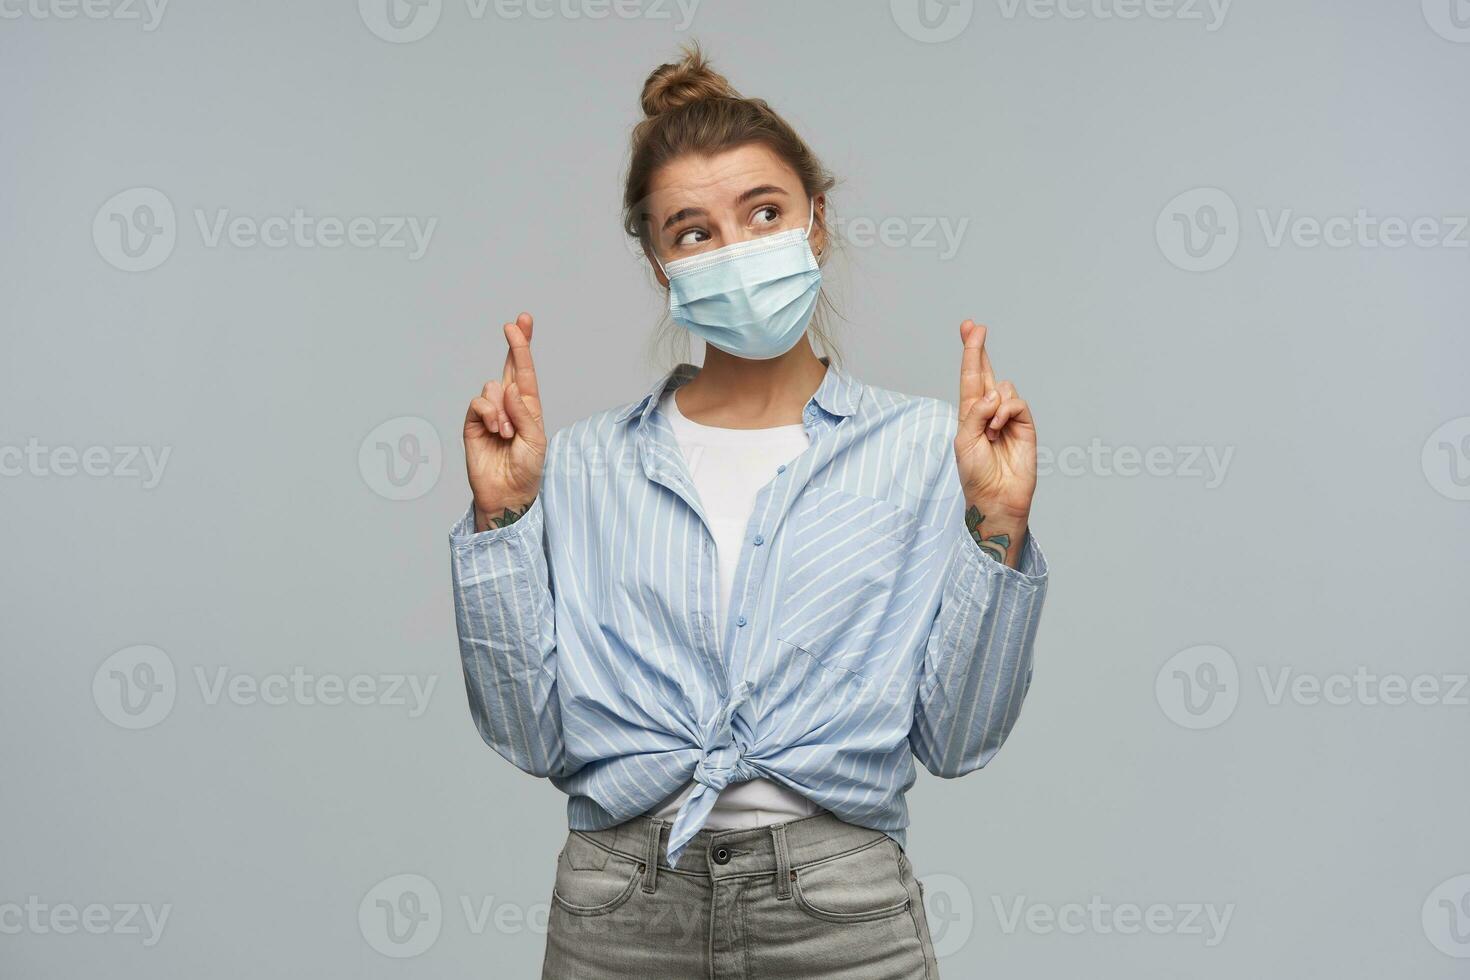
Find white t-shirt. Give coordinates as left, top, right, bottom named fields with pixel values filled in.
left=646, top=385, right=825, bottom=829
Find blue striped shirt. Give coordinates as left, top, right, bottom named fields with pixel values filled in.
left=449, top=357, right=1049, bottom=869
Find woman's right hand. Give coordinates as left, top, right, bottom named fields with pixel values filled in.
left=463, top=312, right=547, bottom=532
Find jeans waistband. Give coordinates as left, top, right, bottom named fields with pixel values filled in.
left=573, top=812, right=896, bottom=882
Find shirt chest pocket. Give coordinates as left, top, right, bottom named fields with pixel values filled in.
left=774, top=485, right=921, bottom=678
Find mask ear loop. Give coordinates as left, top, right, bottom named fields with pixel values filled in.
left=649, top=232, right=670, bottom=280
left=651, top=196, right=821, bottom=277
left=806, top=197, right=821, bottom=257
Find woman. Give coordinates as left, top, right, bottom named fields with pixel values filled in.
left=450, top=45, right=1048, bottom=980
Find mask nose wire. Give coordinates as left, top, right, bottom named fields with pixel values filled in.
left=651, top=196, right=820, bottom=280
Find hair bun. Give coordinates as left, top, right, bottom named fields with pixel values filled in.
left=639, top=43, right=739, bottom=118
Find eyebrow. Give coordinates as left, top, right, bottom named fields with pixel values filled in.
left=660, top=185, right=790, bottom=232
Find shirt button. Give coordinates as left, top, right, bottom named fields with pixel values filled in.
left=736, top=615, right=747, bottom=627
left=753, top=534, right=764, bottom=546
left=776, top=464, right=786, bottom=473
left=712, top=846, right=731, bottom=865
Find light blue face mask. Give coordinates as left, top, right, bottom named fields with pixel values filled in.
left=653, top=199, right=823, bottom=360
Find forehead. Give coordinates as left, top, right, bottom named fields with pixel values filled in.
left=646, top=143, right=802, bottom=214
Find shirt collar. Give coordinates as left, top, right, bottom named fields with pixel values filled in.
left=612, top=355, right=863, bottom=427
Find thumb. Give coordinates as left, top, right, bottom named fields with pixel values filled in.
left=503, top=381, right=543, bottom=445
left=959, top=389, right=1000, bottom=441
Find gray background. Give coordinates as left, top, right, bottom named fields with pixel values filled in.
left=3, top=0, right=1468, bottom=976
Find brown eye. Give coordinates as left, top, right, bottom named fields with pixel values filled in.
left=674, top=227, right=710, bottom=248
left=753, top=205, right=781, bottom=227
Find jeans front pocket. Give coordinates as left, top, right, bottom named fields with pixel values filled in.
left=745, top=833, right=931, bottom=980
left=549, top=833, right=642, bottom=917
left=788, top=837, right=913, bottom=925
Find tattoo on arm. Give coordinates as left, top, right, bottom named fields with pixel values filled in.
left=481, top=502, right=531, bottom=531
left=965, top=505, right=1011, bottom=565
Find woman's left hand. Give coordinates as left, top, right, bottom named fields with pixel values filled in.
left=953, top=320, right=1037, bottom=566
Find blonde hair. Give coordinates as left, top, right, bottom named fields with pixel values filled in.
left=622, top=42, right=845, bottom=370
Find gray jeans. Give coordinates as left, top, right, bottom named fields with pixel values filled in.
left=541, top=811, right=940, bottom=979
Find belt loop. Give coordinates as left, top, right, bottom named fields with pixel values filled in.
left=641, top=819, right=661, bottom=894
left=772, top=823, right=792, bottom=900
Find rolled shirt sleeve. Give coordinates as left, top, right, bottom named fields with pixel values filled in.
left=909, top=487, right=1050, bottom=778
left=450, top=492, right=570, bottom=779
